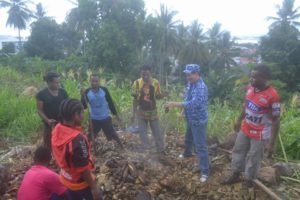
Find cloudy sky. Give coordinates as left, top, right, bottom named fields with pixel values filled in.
left=1, top=0, right=300, bottom=37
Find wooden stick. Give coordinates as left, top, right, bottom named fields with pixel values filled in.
left=253, top=179, right=282, bottom=200
left=281, top=176, right=300, bottom=184
left=218, top=147, right=232, bottom=154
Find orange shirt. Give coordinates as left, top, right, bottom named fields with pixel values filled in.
left=52, top=123, right=94, bottom=191
left=241, top=85, right=280, bottom=140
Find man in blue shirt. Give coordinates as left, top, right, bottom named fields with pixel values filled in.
left=166, top=64, right=210, bottom=183
left=81, top=74, right=123, bottom=148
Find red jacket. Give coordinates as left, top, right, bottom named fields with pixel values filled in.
left=52, top=123, right=94, bottom=191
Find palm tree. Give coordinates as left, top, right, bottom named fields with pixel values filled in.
left=214, top=31, right=237, bottom=71
left=0, top=0, right=32, bottom=46
left=268, top=0, right=300, bottom=28
left=65, top=0, right=98, bottom=55
left=178, top=20, right=208, bottom=69
left=207, top=22, right=223, bottom=53
left=34, top=2, right=46, bottom=20
left=153, top=4, right=180, bottom=84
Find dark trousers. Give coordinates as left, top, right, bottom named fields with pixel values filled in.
left=43, top=123, right=52, bottom=149
left=67, top=187, right=103, bottom=200
left=138, top=117, right=164, bottom=152
left=90, top=117, right=121, bottom=143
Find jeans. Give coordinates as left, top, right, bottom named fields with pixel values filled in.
left=138, top=118, right=164, bottom=152
left=231, top=131, right=264, bottom=181
left=184, top=122, right=210, bottom=176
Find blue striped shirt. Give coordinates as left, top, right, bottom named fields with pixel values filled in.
left=183, top=79, right=208, bottom=125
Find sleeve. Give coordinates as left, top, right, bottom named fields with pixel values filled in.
left=81, top=89, right=89, bottom=109
left=270, top=91, right=281, bottom=117
left=183, top=86, right=208, bottom=110
left=155, top=81, right=162, bottom=98
left=72, top=135, right=90, bottom=168
left=45, top=171, right=67, bottom=196
left=103, top=87, right=118, bottom=115
left=131, top=80, right=138, bottom=97
left=62, top=89, right=68, bottom=98
left=36, top=90, right=45, bottom=102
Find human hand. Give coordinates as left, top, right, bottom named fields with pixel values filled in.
left=91, top=187, right=102, bottom=200
left=47, top=119, right=57, bottom=127
left=80, top=88, right=86, bottom=96
left=165, top=102, right=181, bottom=109
left=265, top=143, right=274, bottom=159
left=233, top=121, right=241, bottom=133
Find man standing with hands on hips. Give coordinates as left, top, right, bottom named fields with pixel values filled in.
left=166, top=64, right=210, bottom=183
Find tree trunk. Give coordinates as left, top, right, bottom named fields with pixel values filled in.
left=18, top=29, right=22, bottom=51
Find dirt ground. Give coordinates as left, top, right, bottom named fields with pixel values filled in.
left=1, top=131, right=299, bottom=200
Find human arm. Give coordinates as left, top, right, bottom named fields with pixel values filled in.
left=234, top=108, right=245, bottom=132
left=154, top=81, right=168, bottom=100
left=266, top=98, right=281, bottom=158
left=80, top=88, right=89, bottom=109
left=83, top=170, right=101, bottom=200
left=166, top=85, right=207, bottom=110
left=165, top=101, right=183, bottom=108
left=45, top=171, right=67, bottom=197
left=266, top=116, right=280, bottom=158
left=103, top=87, right=118, bottom=116
left=72, top=135, right=101, bottom=199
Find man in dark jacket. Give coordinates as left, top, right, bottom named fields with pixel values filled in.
left=81, top=74, right=123, bottom=147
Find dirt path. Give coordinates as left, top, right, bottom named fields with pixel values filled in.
left=1, top=132, right=298, bottom=200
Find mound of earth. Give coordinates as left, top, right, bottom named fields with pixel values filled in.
left=1, top=132, right=299, bottom=200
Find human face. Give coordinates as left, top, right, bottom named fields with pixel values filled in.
left=141, top=70, right=151, bottom=82
left=73, top=109, right=85, bottom=126
left=250, top=70, right=267, bottom=89
left=90, top=76, right=100, bottom=89
left=48, top=77, right=60, bottom=90
left=186, top=72, right=200, bottom=83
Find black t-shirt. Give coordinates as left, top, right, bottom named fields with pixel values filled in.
left=36, top=88, right=68, bottom=121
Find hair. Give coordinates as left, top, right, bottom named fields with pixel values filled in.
left=59, top=98, right=84, bottom=122
left=252, top=64, right=272, bottom=80
left=43, top=71, right=60, bottom=83
left=90, top=73, right=100, bottom=79
left=34, top=146, right=51, bottom=164
left=140, top=64, right=151, bottom=72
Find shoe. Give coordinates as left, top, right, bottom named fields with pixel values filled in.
left=178, top=154, right=193, bottom=159
left=221, top=172, right=240, bottom=185
left=200, top=175, right=209, bottom=183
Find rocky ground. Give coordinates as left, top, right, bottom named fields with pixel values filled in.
left=0, top=131, right=299, bottom=200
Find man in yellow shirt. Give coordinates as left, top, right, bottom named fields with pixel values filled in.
left=132, top=65, right=165, bottom=153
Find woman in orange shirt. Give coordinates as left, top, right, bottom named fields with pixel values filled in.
left=52, top=98, right=102, bottom=200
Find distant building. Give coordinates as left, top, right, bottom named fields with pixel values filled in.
left=233, top=43, right=261, bottom=66
left=0, top=35, right=27, bottom=53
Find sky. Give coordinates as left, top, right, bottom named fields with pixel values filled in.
left=0, top=0, right=300, bottom=38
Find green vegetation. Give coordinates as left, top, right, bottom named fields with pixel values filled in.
left=0, top=67, right=299, bottom=161
left=0, top=0, right=299, bottom=162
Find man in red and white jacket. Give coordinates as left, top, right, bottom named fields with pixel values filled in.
left=222, top=64, right=281, bottom=188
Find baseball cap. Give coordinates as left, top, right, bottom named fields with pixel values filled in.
left=183, top=64, right=201, bottom=74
